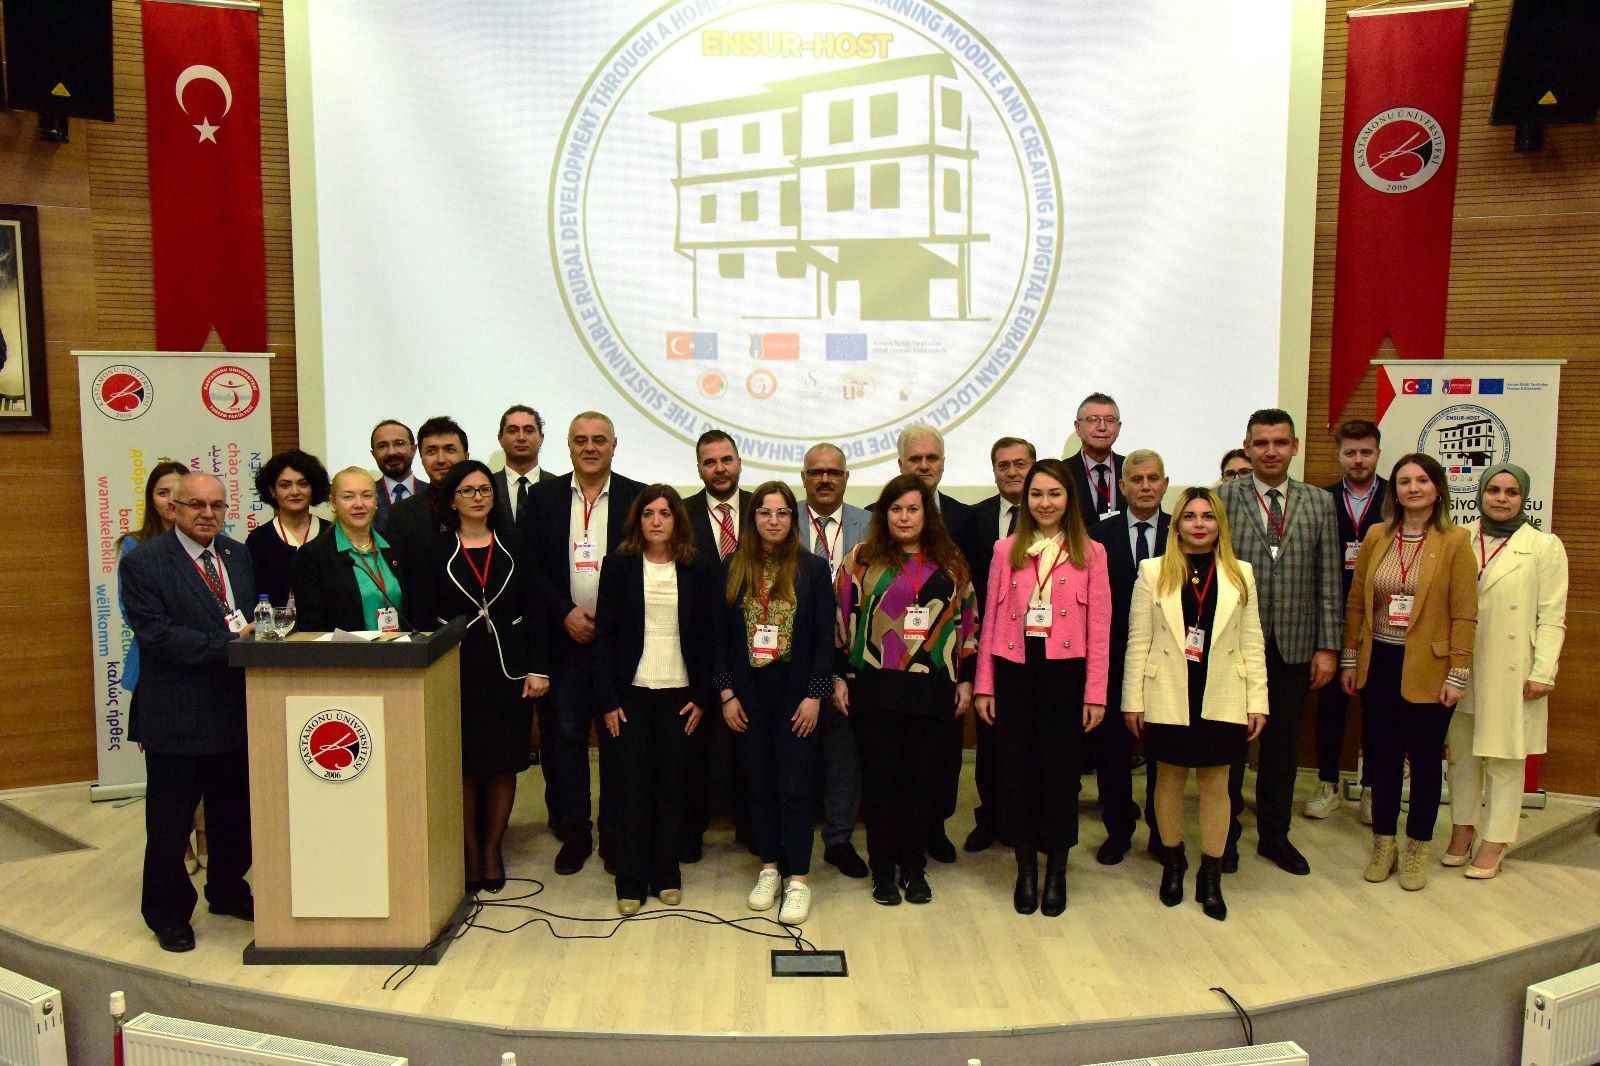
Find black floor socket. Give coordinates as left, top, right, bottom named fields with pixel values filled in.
left=771, top=949, right=848, bottom=977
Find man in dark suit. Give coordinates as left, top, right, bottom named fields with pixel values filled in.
left=1088, top=449, right=1170, bottom=864
left=1063, top=392, right=1126, bottom=528
left=491, top=404, right=557, bottom=537
left=524, top=411, right=644, bottom=874
left=370, top=419, right=424, bottom=534
left=119, top=472, right=257, bottom=953
left=385, top=415, right=468, bottom=569
left=962, top=435, right=1035, bottom=853
left=679, top=429, right=752, bottom=863
left=1306, top=419, right=1388, bottom=822
left=1218, top=408, right=1342, bottom=876
left=896, top=423, right=980, bottom=864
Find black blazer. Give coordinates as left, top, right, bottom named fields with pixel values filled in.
left=385, top=487, right=449, bottom=571
left=292, top=526, right=408, bottom=632
left=967, top=493, right=1018, bottom=622
left=684, top=488, right=752, bottom=572
left=409, top=528, right=550, bottom=679
left=524, top=471, right=646, bottom=628
left=374, top=474, right=424, bottom=534
left=1090, top=509, right=1169, bottom=714
left=492, top=466, right=558, bottom=538
left=118, top=530, right=256, bottom=754
left=1067, top=449, right=1126, bottom=528
left=592, top=552, right=718, bottom=718
left=1324, top=477, right=1389, bottom=602
left=714, top=552, right=835, bottom=715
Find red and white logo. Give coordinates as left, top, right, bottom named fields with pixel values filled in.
left=746, top=368, right=778, bottom=400
left=298, top=710, right=373, bottom=782
left=91, top=365, right=154, bottom=421
left=202, top=365, right=261, bottom=420
left=1442, top=378, right=1473, bottom=394
left=1353, top=107, right=1446, bottom=194
left=698, top=369, right=727, bottom=398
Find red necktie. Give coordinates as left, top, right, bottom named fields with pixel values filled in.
left=716, top=502, right=737, bottom=559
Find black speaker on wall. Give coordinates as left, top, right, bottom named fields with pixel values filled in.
left=1, top=0, right=115, bottom=140
left=1490, top=0, right=1600, bottom=151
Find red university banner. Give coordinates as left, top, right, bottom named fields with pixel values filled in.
left=142, top=0, right=265, bottom=352
left=1328, top=3, right=1470, bottom=423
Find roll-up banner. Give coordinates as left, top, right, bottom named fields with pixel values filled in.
left=77, top=350, right=272, bottom=800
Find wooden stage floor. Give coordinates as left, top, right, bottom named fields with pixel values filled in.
left=1, top=766, right=1597, bottom=1040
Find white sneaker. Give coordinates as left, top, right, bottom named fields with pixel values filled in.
left=1359, top=787, right=1374, bottom=826
left=1303, top=781, right=1342, bottom=819
left=748, top=869, right=781, bottom=911
left=778, top=880, right=811, bottom=924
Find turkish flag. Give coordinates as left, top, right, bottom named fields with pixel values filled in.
left=142, top=0, right=265, bottom=352
left=1328, top=4, right=1469, bottom=424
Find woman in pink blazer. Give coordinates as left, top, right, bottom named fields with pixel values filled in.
left=975, top=458, right=1111, bottom=917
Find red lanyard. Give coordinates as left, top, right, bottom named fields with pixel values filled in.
left=579, top=488, right=602, bottom=535
left=811, top=513, right=841, bottom=561
left=1477, top=532, right=1509, bottom=574
left=904, top=553, right=929, bottom=606
left=1031, top=542, right=1063, bottom=601
left=276, top=515, right=314, bottom=547
left=1254, top=488, right=1289, bottom=541
left=189, top=553, right=229, bottom=607
left=1397, top=532, right=1427, bottom=586
left=756, top=562, right=776, bottom=624
left=1189, top=559, right=1217, bottom=619
left=460, top=535, right=495, bottom=597
left=1342, top=483, right=1374, bottom=530
left=1083, top=453, right=1112, bottom=506
left=350, top=546, right=390, bottom=598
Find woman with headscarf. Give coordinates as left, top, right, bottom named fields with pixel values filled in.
left=1441, top=464, right=1567, bottom=879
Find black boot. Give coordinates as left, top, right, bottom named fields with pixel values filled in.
left=1196, top=855, right=1227, bottom=921
left=1158, top=842, right=1188, bottom=907
left=1040, top=849, right=1069, bottom=917
left=1013, top=848, right=1039, bottom=915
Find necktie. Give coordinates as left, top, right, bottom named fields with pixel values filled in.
left=715, top=502, right=737, bottom=559
left=1266, top=488, right=1284, bottom=547
left=516, top=475, right=530, bottom=520
left=1005, top=504, right=1018, bottom=536
left=1093, top=464, right=1111, bottom=513
left=1135, top=521, right=1151, bottom=562
left=391, top=483, right=408, bottom=502
left=199, top=549, right=226, bottom=606
left=813, top=515, right=832, bottom=560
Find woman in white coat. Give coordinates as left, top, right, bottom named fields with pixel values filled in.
left=1124, top=487, right=1267, bottom=921
left=1442, top=464, right=1567, bottom=879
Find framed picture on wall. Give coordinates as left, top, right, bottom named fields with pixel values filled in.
left=0, top=204, right=48, bottom=433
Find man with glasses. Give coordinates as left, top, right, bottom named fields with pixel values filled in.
left=385, top=415, right=469, bottom=567
left=491, top=405, right=556, bottom=537
left=799, top=442, right=871, bottom=877
left=1063, top=392, right=1126, bottom=527
left=119, top=472, right=257, bottom=953
left=370, top=420, right=423, bottom=534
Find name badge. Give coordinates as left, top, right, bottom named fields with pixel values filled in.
left=1387, top=594, right=1414, bottom=628
left=1184, top=626, right=1206, bottom=663
left=752, top=623, right=779, bottom=661
left=1344, top=541, right=1361, bottom=570
left=1268, top=544, right=1280, bottom=561
left=572, top=537, right=600, bottom=572
left=1025, top=602, right=1051, bottom=637
left=376, top=606, right=400, bottom=633
left=904, top=605, right=931, bottom=640
left=226, top=609, right=248, bottom=634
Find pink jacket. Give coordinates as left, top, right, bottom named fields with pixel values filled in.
left=975, top=536, right=1111, bottom=703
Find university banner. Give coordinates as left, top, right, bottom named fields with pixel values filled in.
left=1328, top=2, right=1470, bottom=423
left=142, top=0, right=265, bottom=352
left=77, top=351, right=271, bottom=798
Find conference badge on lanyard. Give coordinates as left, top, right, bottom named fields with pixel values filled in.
left=225, top=609, right=248, bottom=633
left=1387, top=595, right=1414, bottom=628
left=573, top=536, right=599, bottom=573
left=1344, top=542, right=1361, bottom=570
left=1025, top=603, right=1051, bottom=638
left=904, top=605, right=931, bottom=641
left=752, top=624, right=779, bottom=661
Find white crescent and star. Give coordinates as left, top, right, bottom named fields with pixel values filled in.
left=668, top=334, right=690, bottom=357
left=175, top=64, right=233, bottom=144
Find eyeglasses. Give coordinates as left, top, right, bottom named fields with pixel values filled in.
left=754, top=508, right=793, bottom=520
left=455, top=486, right=495, bottom=499
left=1077, top=416, right=1121, bottom=427
left=1220, top=469, right=1249, bottom=481
left=803, top=468, right=845, bottom=479
left=178, top=499, right=227, bottom=513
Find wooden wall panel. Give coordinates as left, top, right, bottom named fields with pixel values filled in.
left=0, top=0, right=295, bottom=789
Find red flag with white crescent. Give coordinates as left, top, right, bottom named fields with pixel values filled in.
left=1328, top=4, right=1469, bottom=424
left=141, top=0, right=265, bottom=352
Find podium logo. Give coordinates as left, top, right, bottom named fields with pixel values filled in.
left=91, top=365, right=154, bottom=421
left=299, top=709, right=373, bottom=782
left=202, top=365, right=261, bottom=421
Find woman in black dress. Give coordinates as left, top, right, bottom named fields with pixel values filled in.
left=245, top=450, right=330, bottom=609
left=411, top=460, right=549, bottom=893
left=1122, top=487, right=1267, bottom=921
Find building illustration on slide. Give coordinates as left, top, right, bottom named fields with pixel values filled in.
left=652, top=54, right=986, bottom=321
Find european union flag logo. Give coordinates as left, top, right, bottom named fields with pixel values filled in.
left=826, top=333, right=868, bottom=361
left=1478, top=378, right=1505, bottom=395
left=666, top=331, right=718, bottom=360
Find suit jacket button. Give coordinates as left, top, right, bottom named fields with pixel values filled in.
left=1061, top=639, right=1070, bottom=648
left=1007, top=642, right=1015, bottom=649
left=1010, top=612, right=1017, bottom=619
left=1059, top=608, right=1067, bottom=615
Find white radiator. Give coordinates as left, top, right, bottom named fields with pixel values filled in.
left=122, top=1013, right=407, bottom=1066
left=1089, top=1042, right=1309, bottom=1066
left=0, top=964, right=67, bottom=1066
left=1523, top=961, right=1600, bottom=1066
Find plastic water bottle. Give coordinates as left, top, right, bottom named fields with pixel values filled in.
left=254, top=594, right=277, bottom=641
left=278, top=593, right=298, bottom=638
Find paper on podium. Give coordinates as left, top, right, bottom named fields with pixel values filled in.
left=314, top=630, right=412, bottom=643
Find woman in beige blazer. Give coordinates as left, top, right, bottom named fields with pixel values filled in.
left=1443, top=464, right=1567, bottom=879
left=1340, top=453, right=1477, bottom=891
left=1124, top=487, right=1267, bottom=922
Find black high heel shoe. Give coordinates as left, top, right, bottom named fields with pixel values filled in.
left=483, top=852, right=507, bottom=893
left=1158, top=842, right=1188, bottom=907
left=1013, top=847, right=1039, bottom=915
left=1195, top=855, right=1226, bottom=921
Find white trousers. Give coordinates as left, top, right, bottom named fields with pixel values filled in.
left=1446, top=712, right=1525, bottom=843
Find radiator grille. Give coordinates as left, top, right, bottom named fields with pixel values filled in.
left=0, top=964, right=66, bottom=1066
left=123, top=1013, right=406, bottom=1066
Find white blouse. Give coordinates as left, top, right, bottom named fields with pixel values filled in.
left=633, top=560, right=690, bottom=689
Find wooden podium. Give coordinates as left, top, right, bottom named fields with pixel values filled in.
left=229, top=619, right=470, bottom=965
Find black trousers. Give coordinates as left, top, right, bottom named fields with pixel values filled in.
left=1229, top=639, right=1308, bottom=845
left=971, top=714, right=998, bottom=831
left=738, top=661, right=818, bottom=875
left=680, top=704, right=751, bottom=846
left=851, top=670, right=949, bottom=878
left=612, top=685, right=690, bottom=900
left=1315, top=681, right=1371, bottom=786
left=142, top=746, right=252, bottom=931
left=933, top=706, right=964, bottom=832
left=1362, top=641, right=1453, bottom=840
left=538, top=643, right=618, bottom=841
left=994, top=650, right=1088, bottom=853
left=1092, top=666, right=1156, bottom=843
